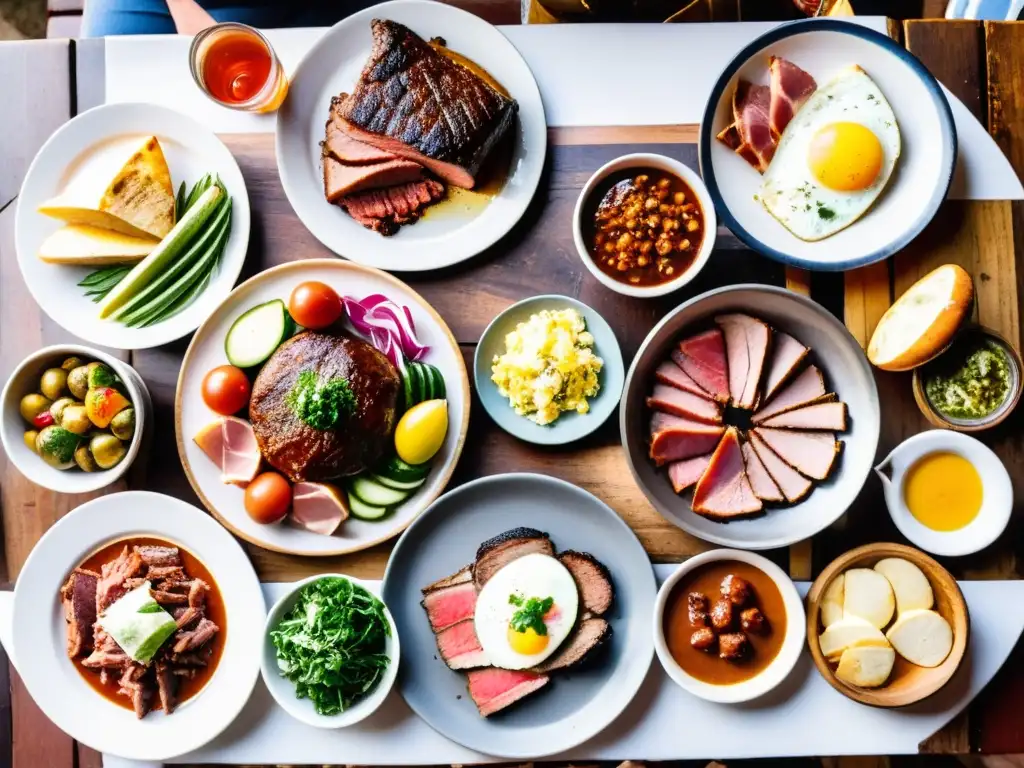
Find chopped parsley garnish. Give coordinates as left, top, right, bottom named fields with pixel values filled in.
left=508, top=594, right=553, bottom=636
left=816, top=202, right=836, bottom=221
left=287, top=370, right=356, bottom=430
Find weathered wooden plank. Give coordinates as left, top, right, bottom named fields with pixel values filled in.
left=11, top=671, right=71, bottom=768
left=785, top=266, right=813, bottom=580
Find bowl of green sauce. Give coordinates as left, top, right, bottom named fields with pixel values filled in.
left=913, top=327, right=1022, bottom=431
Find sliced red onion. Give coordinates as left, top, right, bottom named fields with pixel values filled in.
left=343, top=294, right=430, bottom=371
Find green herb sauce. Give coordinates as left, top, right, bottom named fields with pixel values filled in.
left=286, top=369, right=356, bottom=430
left=924, top=338, right=1012, bottom=419
left=508, top=594, right=553, bottom=635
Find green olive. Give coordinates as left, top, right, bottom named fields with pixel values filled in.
left=23, top=430, right=39, bottom=453
left=67, top=366, right=90, bottom=400
left=74, top=443, right=98, bottom=472
left=109, top=407, right=136, bottom=441
left=19, top=393, right=52, bottom=424
left=61, top=404, right=92, bottom=435
left=61, top=356, right=85, bottom=371
left=89, top=433, right=125, bottom=470
left=49, top=397, right=76, bottom=424
left=36, top=426, right=80, bottom=470
left=40, top=368, right=69, bottom=401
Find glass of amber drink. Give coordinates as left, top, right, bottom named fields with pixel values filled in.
left=189, top=22, right=288, bottom=113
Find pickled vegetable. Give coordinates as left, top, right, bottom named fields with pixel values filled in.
left=87, top=363, right=117, bottom=390
left=61, top=356, right=85, bottom=371
left=109, top=407, right=136, bottom=441
left=36, top=426, right=81, bottom=469
left=19, top=393, right=52, bottom=423
left=85, top=387, right=130, bottom=428
left=90, top=433, right=126, bottom=470
left=49, top=396, right=76, bottom=423
left=67, top=366, right=90, bottom=400
left=40, top=368, right=69, bottom=401
left=74, top=444, right=99, bottom=472
left=61, top=404, right=92, bottom=435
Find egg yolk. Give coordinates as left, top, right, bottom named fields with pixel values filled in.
left=508, top=625, right=549, bottom=655
left=808, top=122, right=884, bottom=191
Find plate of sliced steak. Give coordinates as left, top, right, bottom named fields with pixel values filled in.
left=277, top=1, right=546, bottom=270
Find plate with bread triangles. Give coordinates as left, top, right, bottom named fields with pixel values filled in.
left=15, top=102, right=250, bottom=350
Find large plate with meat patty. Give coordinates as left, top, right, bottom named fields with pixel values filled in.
left=275, top=0, right=547, bottom=271
left=175, top=259, right=470, bottom=556
left=381, top=473, right=657, bottom=758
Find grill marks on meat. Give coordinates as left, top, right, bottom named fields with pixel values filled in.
left=473, top=527, right=554, bottom=589
left=248, top=331, right=401, bottom=482
left=60, top=568, right=98, bottom=658
left=339, top=179, right=446, bottom=236
left=558, top=551, right=613, bottom=617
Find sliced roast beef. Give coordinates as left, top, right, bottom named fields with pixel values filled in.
left=96, top=547, right=144, bottom=611
left=754, top=428, right=841, bottom=480
left=60, top=568, right=98, bottom=658
left=761, top=331, right=809, bottom=404
left=656, top=358, right=715, bottom=401
left=422, top=579, right=477, bottom=632
left=752, top=364, right=828, bottom=423
left=768, top=56, right=817, bottom=136
left=558, top=551, right=613, bottom=616
left=325, top=107, right=399, bottom=165
left=749, top=431, right=813, bottom=503
left=691, top=427, right=762, bottom=521
left=339, top=178, right=446, bottom=236
left=715, top=313, right=770, bottom=409
left=466, top=667, right=549, bottom=717
left=649, top=412, right=725, bottom=466
left=435, top=618, right=489, bottom=670
left=323, top=155, right=423, bottom=202
left=647, top=384, right=722, bottom=424
left=676, top=329, right=730, bottom=403
left=759, top=400, right=848, bottom=431
left=741, top=440, right=784, bottom=503
left=533, top=617, right=611, bottom=673
left=668, top=453, right=713, bottom=494
left=473, top=528, right=554, bottom=589
left=335, top=20, right=517, bottom=189
left=423, top=565, right=472, bottom=593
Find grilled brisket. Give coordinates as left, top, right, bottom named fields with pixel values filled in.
left=323, top=155, right=423, bottom=202
left=339, top=178, right=446, bottom=236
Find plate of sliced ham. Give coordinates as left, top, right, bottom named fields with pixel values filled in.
left=622, top=285, right=879, bottom=550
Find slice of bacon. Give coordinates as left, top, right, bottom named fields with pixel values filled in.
left=768, top=56, right=817, bottom=136
left=733, top=81, right=776, bottom=173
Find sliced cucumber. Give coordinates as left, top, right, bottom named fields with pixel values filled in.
left=427, top=364, right=446, bottom=400
left=371, top=473, right=425, bottom=491
left=349, top=476, right=410, bottom=507
left=402, top=362, right=446, bottom=410
left=225, top=299, right=293, bottom=368
left=347, top=493, right=390, bottom=521
left=379, top=455, right=429, bottom=483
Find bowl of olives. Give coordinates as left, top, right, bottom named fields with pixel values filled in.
left=1, top=345, right=149, bottom=493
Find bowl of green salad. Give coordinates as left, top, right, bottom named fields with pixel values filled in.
left=262, top=574, right=399, bottom=728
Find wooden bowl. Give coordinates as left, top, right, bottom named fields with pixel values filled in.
left=806, top=543, right=969, bottom=707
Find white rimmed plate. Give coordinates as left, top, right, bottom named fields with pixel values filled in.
left=275, top=0, right=547, bottom=271
left=10, top=491, right=265, bottom=762
left=699, top=18, right=955, bottom=272
left=175, top=259, right=470, bottom=557
left=15, top=102, right=250, bottom=350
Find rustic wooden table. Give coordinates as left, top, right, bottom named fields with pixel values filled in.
left=2, top=3, right=1024, bottom=767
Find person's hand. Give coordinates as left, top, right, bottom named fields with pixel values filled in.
left=166, top=0, right=216, bottom=34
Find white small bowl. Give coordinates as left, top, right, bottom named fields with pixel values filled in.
left=653, top=549, right=806, bottom=704
left=876, top=430, right=1013, bottom=557
left=262, top=574, right=400, bottom=729
left=572, top=153, right=717, bottom=298
left=0, top=344, right=149, bottom=494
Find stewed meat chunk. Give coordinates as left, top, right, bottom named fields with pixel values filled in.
left=709, top=598, right=735, bottom=631
left=687, top=591, right=710, bottom=627
left=718, top=632, right=750, bottom=661
left=741, top=606, right=769, bottom=635
left=690, top=627, right=717, bottom=652
left=721, top=574, right=752, bottom=606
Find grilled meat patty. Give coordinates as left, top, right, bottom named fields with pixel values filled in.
left=249, top=331, right=401, bottom=482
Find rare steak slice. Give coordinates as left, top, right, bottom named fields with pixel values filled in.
left=466, top=667, right=549, bottom=716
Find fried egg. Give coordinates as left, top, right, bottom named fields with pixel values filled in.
left=759, top=65, right=901, bottom=241
left=474, top=552, right=579, bottom=670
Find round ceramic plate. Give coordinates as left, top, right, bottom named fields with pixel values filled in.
left=11, top=491, right=265, bottom=762
left=16, top=102, right=250, bottom=349
left=621, top=285, right=880, bottom=550
left=381, top=473, right=656, bottom=759
left=276, top=0, right=547, bottom=271
left=473, top=295, right=625, bottom=445
left=699, top=18, right=955, bottom=272
left=175, top=259, right=470, bottom=556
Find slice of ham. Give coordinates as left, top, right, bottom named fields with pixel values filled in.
left=466, top=668, right=550, bottom=717
left=193, top=416, right=261, bottom=486
left=759, top=401, right=848, bottom=431
left=691, top=427, right=762, bottom=521
left=761, top=331, right=809, bottom=404
left=752, top=364, right=828, bottom=423
left=291, top=482, right=349, bottom=535
left=667, top=453, right=713, bottom=494
left=768, top=56, right=817, bottom=136
left=754, top=427, right=841, bottom=480
left=741, top=440, right=784, bottom=502
left=733, top=80, right=777, bottom=172
left=715, top=313, right=770, bottom=409
left=656, top=359, right=715, bottom=401
left=749, top=430, right=813, bottom=503
left=676, top=329, right=730, bottom=403
left=647, top=384, right=722, bottom=424
left=435, top=618, right=489, bottom=670
left=649, top=413, right=725, bottom=466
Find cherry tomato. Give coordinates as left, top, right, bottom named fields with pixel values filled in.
left=288, top=281, right=343, bottom=330
left=244, top=472, right=292, bottom=525
left=202, top=365, right=251, bottom=415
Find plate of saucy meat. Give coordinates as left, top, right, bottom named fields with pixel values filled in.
left=8, top=491, right=264, bottom=761
left=276, top=0, right=546, bottom=271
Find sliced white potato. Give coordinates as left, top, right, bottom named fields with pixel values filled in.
left=818, top=616, right=888, bottom=660
left=874, top=558, right=934, bottom=614
left=886, top=609, right=953, bottom=668
left=821, top=573, right=845, bottom=628
left=843, top=568, right=895, bottom=629
left=836, top=645, right=896, bottom=688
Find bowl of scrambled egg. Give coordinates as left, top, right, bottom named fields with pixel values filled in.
left=474, top=295, right=624, bottom=445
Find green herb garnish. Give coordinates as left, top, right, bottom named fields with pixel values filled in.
left=816, top=203, right=836, bottom=221
left=269, top=577, right=391, bottom=716
left=508, top=593, right=554, bottom=636
left=286, top=370, right=356, bottom=430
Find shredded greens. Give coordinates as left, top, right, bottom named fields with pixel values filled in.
left=286, top=369, right=356, bottom=430
left=508, top=594, right=553, bottom=636
left=270, top=577, right=391, bottom=716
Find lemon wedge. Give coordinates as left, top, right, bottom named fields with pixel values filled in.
left=395, top=399, right=448, bottom=465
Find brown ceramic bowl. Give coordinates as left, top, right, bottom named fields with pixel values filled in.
left=911, top=326, right=1023, bottom=432
left=806, top=543, right=969, bottom=708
